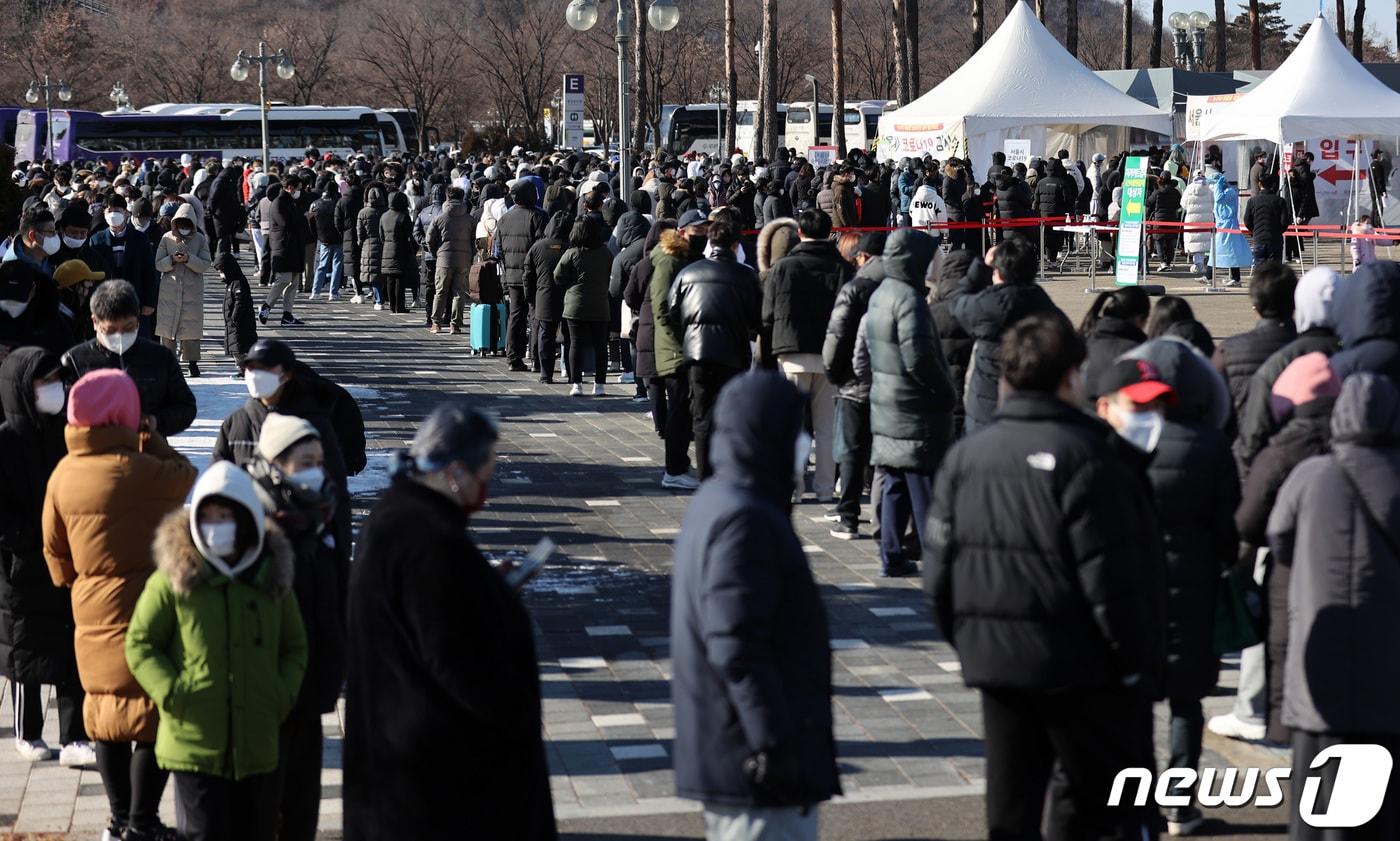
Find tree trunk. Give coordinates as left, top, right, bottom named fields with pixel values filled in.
left=1214, top=0, right=1226, bottom=69
left=1249, top=0, right=1261, bottom=69
left=833, top=0, right=847, bottom=155
left=725, top=0, right=737, bottom=155
left=907, top=0, right=920, bottom=95
left=1036, top=0, right=1046, bottom=22
left=760, top=0, right=778, bottom=157
left=1066, top=0, right=1078, bottom=55
left=1336, top=0, right=1347, bottom=43
left=1121, top=0, right=1133, bottom=67
left=893, top=0, right=909, bottom=103
left=973, top=0, right=984, bottom=50
left=1353, top=0, right=1366, bottom=58
left=631, top=0, right=647, bottom=158
left=1150, top=0, right=1163, bottom=65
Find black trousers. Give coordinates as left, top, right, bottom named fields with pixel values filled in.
left=422, top=260, right=436, bottom=325
left=174, top=770, right=278, bottom=841
left=11, top=680, right=85, bottom=744
left=275, top=706, right=323, bottom=841
left=1290, top=730, right=1400, bottom=840
left=981, top=686, right=1157, bottom=841
left=661, top=372, right=693, bottom=476
left=835, top=398, right=871, bottom=529
left=648, top=376, right=669, bottom=438
left=214, top=230, right=237, bottom=257
left=567, top=319, right=609, bottom=385
left=383, top=273, right=409, bottom=314
left=537, top=319, right=571, bottom=380
left=95, top=740, right=166, bottom=833
left=506, top=286, right=531, bottom=364
left=688, top=362, right=741, bottom=480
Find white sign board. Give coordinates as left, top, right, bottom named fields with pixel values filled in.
left=563, top=74, right=585, bottom=149
left=807, top=145, right=838, bottom=169
left=1185, top=93, right=1242, bottom=143
left=1003, top=139, right=1031, bottom=167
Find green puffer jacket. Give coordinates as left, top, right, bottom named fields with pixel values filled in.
left=126, top=510, right=307, bottom=781
left=649, top=229, right=702, bottom=377
left=555, top=243, right=614, bottom=323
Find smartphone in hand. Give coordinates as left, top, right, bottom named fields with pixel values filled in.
left=505, top=538, right=557, bottom=589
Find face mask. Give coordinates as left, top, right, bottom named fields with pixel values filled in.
left=286, top=466, right=325, bottom=492
left=291, top=190, right=302, bottom=200
left=133, top=218, right=151, bottom=232
left=199, top=521, right=239, bottom=559
left=0, top=299, right=28, bottom=318
left=62, top=234, right=86, bottom=249
left=245, top=368, right=283, bottom=399
left=792, top=430, right=813, bottom=481
left=175, top=224, right=194, bottom=238
left=105, top=211, right=127, bottom=229
left=40, top=234, right=61, bottom=255
left=96, top=329, right=137, bottom=355
left=34, top=381, right=65, bottom=415
left=1114, top=407, right=1164, bottom=453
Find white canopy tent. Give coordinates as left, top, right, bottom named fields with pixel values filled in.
left=875, top=1, right=1171, bottom=166
left=1196, top=16, right=1400, bottom=144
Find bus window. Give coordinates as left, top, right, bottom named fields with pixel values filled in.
left=787, top=108, right=811, bottom=124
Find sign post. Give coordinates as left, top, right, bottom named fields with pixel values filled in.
left=1115, top=155, right=1149, bottom=286
left=1003, top=139, right=1031, bottom=168
left=562, top=74, right=585, bottom=150
left=807, top=145, right=838, bottom=169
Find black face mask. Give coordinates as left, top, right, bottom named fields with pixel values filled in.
left=688, top=233, right=708, bottom=254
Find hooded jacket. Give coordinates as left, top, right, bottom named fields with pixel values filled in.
left=822, top=256, right=883, bottom=403
left=670, top=372, right=840, bottom=807
left=126, top=463, right=306, bottom=780
left=1213, top=316, right=1298, bottom=426
left=42, top=423, right=196, bottom=742
left=0, top=348, right=75, bottom=686
left=336, top=185, right=364, bottom=279
left=930, top=250, right=976, bottom=437
left=378, top=191, right=417, bottom=278
left=649, top=229, right=704, bottom=377
left=669, top=247, right=762, bottom=371
left=496, top=183, right=549, bottom=289
left=762, top=240, right=853, bottom=358
left=1181, top=177, right=1213, bottom=254
left=154, top=203, right=213, bottom=342
left=355, top=185, right=388, bottom=281
left=555, top=224, right=613, bottom=323
left=265, top=184, right=310, bottom=273
left=0, top=260, right=75, bottom=360
left=867, top=230, right=955, bottom=473
left=207, top=166, right=246, bottom=236
left=218, top=253, right=258, bottom=364
left=1271, top=374, right=1400, bottom=736
left=622, top=220, right=672, bottom=380
left=1329, top=260, right=1400, bottom=383
left=426, top=199, right=477, bottom=270
left=524, top=212, right=574, bottom=323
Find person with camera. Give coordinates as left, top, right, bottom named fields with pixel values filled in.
left=153, top=204, right=211, bottom=378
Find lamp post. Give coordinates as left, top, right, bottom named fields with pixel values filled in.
left=25, top=76, right=73, bottom=163
left=803, top=73, right=820, bottom=147
left=565, top=0, right=679, bottom=204
left=109, top=82, right=131, bottom=113
left=1168, top=11, right=1212, bottom=72
left=230, top=42, right=296, bottom=168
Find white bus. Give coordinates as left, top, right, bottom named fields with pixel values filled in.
left=661, top=101, right=786, bottom=157
left=784, top=101, right=887, bottom=154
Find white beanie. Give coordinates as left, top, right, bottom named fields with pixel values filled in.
left=258, top=412, right=320, bottom=463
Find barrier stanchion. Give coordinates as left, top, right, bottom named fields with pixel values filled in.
left=1038, top=220, right=1046, bottom=281
left=1312, top=230, right=1319, bottom=268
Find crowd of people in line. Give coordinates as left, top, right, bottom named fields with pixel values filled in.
left=0, top=139, right=1398, bottom=841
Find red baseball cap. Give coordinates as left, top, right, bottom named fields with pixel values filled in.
left=1097, top=359, right=1176, bottom=406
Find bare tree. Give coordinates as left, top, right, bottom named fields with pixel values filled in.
left=1214, top=0, right=1227, bottom=69
left=266, top=18, right=341, bottom=106
left=1036, top=0, right=1046, bottom=21
left=355, top=0, right=467, bottom=150
left=1122, top=0, right=1133, bottom=66
left=1336, top=0, right=1346, bottom=42
left=833, top=0, right=846, bottom=155
left=973, top=0, right=985, bottom=50
left=1353, top=0, right=1367, bottom=57
left=1149, top=0, right=1162, bottom=64
left=462, top=0, right=567, bottom=148
left=725, top=0, right=737, bottom=154
left=892, top=0, right=909, bottom=103
left=845, top=0, right=897, bottom=99
left=1249, top=0, right=1262, bottom=68
left=1067, top=0, right=1078, bottom=55
left=632, top=0, right=648, bottom=158
left=907, top=0, right=920, bottom=94
left=759, top=0, right=777, bottom=156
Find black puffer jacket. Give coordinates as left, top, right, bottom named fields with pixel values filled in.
left=866, top=230, right=955, bottom=473
left=1213, top=318, right=1297, bottom=419
left=1233, top=327, right=1339, bottom=468
left=1146, top=185, right=1183, bottom=224
left=356, top=186, right=388, bottom=282
left=669, top=250, right=762, bottom=371
left=622, top=220, right=671, bottom=380
left=762, top=240, right=853, bottom=357
left=0, top=348, right=77, bottom=686
left=1082, top=317, right=1146, bottom=402
left=496, top=183, right=549, bottom=289
left=311, top=192, right=339, bottom=245
left=950, top=262, right=1058, bottom=434
left=930, top=250, right=975, bottom=437
left=378, top=192, right=417, bottom=278
left=0, top=261, right=75, bottom=360
left=525, top=212, right=573, bottom=323
left=994, top=173, right=1033, bottom=219
left=265, top=184, right=310, bottom=273
left=218, top=253, right=258, bottom=363
left=925, top=392, right=1163, bottom=692
left=821, top=256, right=882, bottom=403
left=1033, top=168, right=1072, bottom=218
left=1243, top=190, right=1289, bottom=253
left=62, top=337, right=196, bottom=435
left=207, top=165, right=246, bottom=237
left=336, top=186, right=363, bottom=280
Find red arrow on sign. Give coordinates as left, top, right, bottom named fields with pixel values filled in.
left=1319, top=166, right=1368, bottom=186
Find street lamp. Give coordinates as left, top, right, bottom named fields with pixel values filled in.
left=230, top=42, right=296, bottom=169
left=804, top=73, right=820, bottom=147
left=1169, top=11, right=1211, bottom=72
left=25, top=75, right=73, bottom=162
left=109, top=82, right=131, bottom=113
left=565, top=0, right=681, bottom=203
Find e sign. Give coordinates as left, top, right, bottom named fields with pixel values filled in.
left=563, top=74, right=585, bottom=150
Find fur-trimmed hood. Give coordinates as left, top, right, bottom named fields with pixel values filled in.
left=153, top=508, right=295, bottom=599
left=658, top=227, right=691, bottom=258
left=757, top=217, right=799, bottom=273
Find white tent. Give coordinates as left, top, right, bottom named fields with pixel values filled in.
left=874, top=1, right=1171, bottom=165
left=1197, top=15, right=1400, bottom=143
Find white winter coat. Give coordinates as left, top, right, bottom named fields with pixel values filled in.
left=1182, top=179, right=1214, bottom=254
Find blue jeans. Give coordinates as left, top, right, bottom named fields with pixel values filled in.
left=312, top=243, right=343, bottom=297
left=880, top=468, right=934, bottom=570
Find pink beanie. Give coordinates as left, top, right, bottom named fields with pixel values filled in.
left=1270, top=352, right=1342, bottom=422
left=67, top=369, right=141, bottom=431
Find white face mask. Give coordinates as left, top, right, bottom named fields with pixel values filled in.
left=291, top=190, right=302, bottom=200
left=1114, top=407, right=1165, bottom=453
left=96, top=329, right=138, bottom=355
left=792, top=430, right=813, bottom=481
left=34, top=381, right=65, bottom=415
left=0, top=299, right=28, bottom=318
left=245, top=368, right=283, bottom=399
left=286, top=466, right=325, bottom=492
left=40, top=234, right=61, bottom=255
left=199, top=521, right=239, bottom=559
left=132, top=219, right=151, bottom=232
left=62, top=234, right=86, bottom=249
left=105, top=211, right=127, bottom=230
left=175, top=224, right=194, bottom=238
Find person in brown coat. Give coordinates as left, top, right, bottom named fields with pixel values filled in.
left=43, top=368, right=197, bottom=841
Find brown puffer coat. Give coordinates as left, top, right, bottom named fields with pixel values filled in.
left=42, top=425, right=196, bottom=742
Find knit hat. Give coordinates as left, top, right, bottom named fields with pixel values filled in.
left=258, top=412, right=319, bottom=463
left=1270, top=352, right=1342, bottom=422
left=68, top=369, right=140, bottom=431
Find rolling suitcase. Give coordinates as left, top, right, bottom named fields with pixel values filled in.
left=470, top=303, right=507, bottom=356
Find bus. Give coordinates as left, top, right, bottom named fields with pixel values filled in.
left=662, top=101, right=786, bottom=157
left=783, top=102, right=878, bottom=154
left=855, top=100, right=898, bottom=149
left=15, top=104, right=409, bottom=164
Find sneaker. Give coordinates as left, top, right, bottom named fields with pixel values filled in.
left=880, top=561, right=919, bottom=578
left=630, top=394, right=650, bottom=403
left=830, top=523, right=860, bottom=540
left=1223, top=278, right=1243, bottom=288
left=327, top=293, right=340, bottom=302
left=258, top=303, right=269, bottom=325
left=373, top=303, right=384, bottom=311
left=449, top=326, right=461, bottom=335
left=429, top=324, right=441, bottom=334
left=59, top=740, right=96, bottom=767
left=620, top=372, right=636, bottom=384
left=1189, top=263, right=1203, bottom=275
left=1206, top=712, right=1266, bottom=741
left=509, top=361, right=530, bottom=372
left=1156, top=263, right=1171, bottom=272
left=187, top=361, right=200, bottom=378
left=661, top=472, right=701, bottom=490
left=101, top=819, right=125, bottom=841
left=280, top=314, right=304, bottom=326
left=351, top=294, right=363, bottom=304
left=1166, top=805, right=1204, bottom=836
left=14, top=738, right=53, bottom=761
left=122, top=824, right=181, bottom=841
left=823, top=508, right=843, bottom=522
left=569, top=384, right=583, bottom=396
left=592, top=384, right=606, bottom=397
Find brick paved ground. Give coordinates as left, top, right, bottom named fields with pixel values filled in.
left=0, top=244, right=1304, bottom=838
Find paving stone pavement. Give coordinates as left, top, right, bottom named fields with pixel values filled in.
left=0, top=250, right=1291, bottom=838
